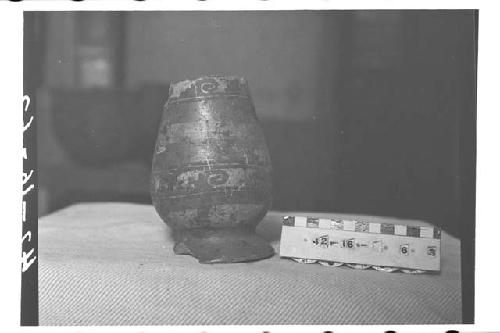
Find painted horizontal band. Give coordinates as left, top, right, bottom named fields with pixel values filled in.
left=152, top=161, right=268, bottom=173
left=153, top=189, right=272, bottom=211
left=167, top=94, right=251, bottom=105
left=164, top=96, right=256, bottom=124
left=153, top=141, right=271, bottom=169
left=157, top=121, right=265, bottom=147
left=152, top=167, right=271, bottom=197
left=168, top=76, right=250, bottom=101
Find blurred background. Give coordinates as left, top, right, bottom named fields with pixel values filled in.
left=25, top=11, right=476, bottom=239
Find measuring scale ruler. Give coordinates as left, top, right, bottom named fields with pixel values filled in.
left=279, top=216, right=441, bottom=273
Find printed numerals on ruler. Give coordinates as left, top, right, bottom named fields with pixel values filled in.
left=279, top=216, right=441, bottom=271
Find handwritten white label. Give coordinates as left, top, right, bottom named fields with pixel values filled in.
left=22, top=94, right=37, bottom=273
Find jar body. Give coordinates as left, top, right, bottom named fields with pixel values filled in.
left=150, top=76, right=274, bottom=263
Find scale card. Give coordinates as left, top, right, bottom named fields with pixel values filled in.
left=279, top=216, right=441, bottom=271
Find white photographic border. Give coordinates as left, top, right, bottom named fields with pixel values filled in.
left=1, top=1, right=498, bottom=332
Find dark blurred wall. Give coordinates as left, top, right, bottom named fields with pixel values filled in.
left=124, top=11, right=340, bottom=121
left=35, top=11, right=476, bottom=239
left=331, top=11, right=471, bottom=238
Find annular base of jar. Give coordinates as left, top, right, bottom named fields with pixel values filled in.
left=173, top=227, right=274, bottom=264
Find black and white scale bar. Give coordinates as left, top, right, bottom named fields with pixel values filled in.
left=282, top=216, right=441, bottom=239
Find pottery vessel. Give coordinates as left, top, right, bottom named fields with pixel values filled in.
left=151, top=76, right=274, bottom=263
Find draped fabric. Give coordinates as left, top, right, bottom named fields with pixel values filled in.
left=39, top=203, right=461, bottom=325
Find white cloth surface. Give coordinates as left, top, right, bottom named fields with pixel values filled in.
left=39, top=203, right=462, bottom=325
